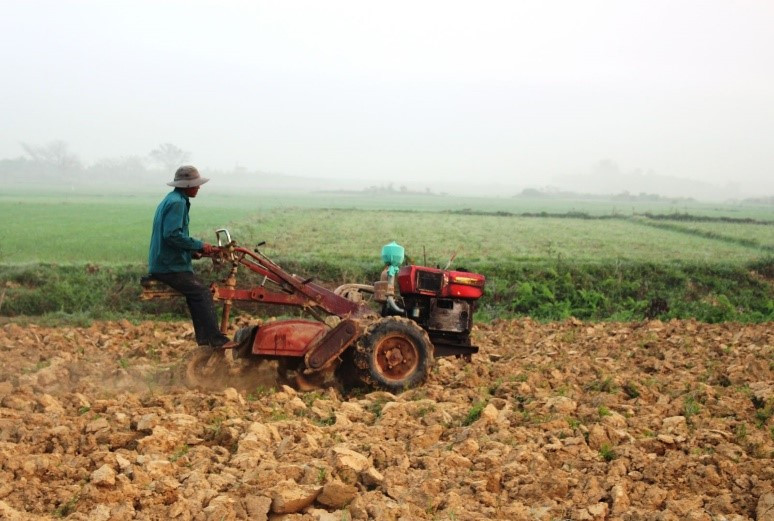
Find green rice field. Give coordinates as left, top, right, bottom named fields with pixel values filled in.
left=1, top=193, right=771, bottom=265
left=1, top=192, right=771, bottom=322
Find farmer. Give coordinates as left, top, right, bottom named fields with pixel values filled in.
left=148, top=165, right=234, bottom=349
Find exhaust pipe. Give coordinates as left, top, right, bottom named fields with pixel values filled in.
left=386, top=273, right=404, bottom=314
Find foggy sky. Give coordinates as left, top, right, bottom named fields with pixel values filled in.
left=1, top=1, right=773, bottom=197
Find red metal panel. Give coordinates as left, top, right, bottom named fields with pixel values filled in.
left=398, top=265, right=443, bottom=296
left=304, top=319, right=362, bottom=370
left=447, top=271, right=485, bottom=299
left=446, top=284, right=484, bottom=299
left=397, top=265, right=413, bottom=292
left=398, top=265, right=485, bottom=300
left=251, top=320, right=327, bottom=357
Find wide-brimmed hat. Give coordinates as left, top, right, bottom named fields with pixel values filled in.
left=167, top=165, right=209, bottom=187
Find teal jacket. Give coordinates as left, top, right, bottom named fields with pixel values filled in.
left=148, top=189, right=204, bottom=273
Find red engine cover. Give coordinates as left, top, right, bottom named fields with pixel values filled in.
left=397, top=265, right=485, bottom=300
left=252, top=320, right=327, bottom=357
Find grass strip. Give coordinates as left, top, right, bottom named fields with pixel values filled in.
left=1, top=258, right=771, bottom=324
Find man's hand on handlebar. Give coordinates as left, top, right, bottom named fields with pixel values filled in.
left=200, top=243, right=217, bottom=255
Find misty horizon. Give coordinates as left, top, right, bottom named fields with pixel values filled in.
left=0, top=140, right=767, bottom=202
left=1, top=2, right=773, bottom=201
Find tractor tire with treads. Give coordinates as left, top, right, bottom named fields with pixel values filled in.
left=353, top=316, right=434, bottom=392
left=183, top=349, right=230, bottom=390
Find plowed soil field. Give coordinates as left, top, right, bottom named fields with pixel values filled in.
left=0, top=319, right=772, bottom=521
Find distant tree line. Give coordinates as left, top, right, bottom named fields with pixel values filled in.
left=517, top=187, right=695, bottom=203
left=317, top=183, right=443, bottom=196
left=0, top=141, right=192, bottom=189
left=741, top=195, right=774, bottom=205
left=363, top=183, right=440, bottom=195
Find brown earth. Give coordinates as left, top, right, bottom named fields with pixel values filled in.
left=0, top=318, right=772, bottom=521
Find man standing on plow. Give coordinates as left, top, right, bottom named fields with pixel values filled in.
left=148, top=166, right=235, bottom=349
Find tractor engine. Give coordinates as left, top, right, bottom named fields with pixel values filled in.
left=395, top=265, right=485, bottom=358
left=372, top=242, right=486, bottom=358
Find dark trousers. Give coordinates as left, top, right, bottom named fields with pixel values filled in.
left=151, top=271, right=226, bottom=346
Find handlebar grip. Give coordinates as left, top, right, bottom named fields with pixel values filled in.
left=215, top=228, right=232, bottom=247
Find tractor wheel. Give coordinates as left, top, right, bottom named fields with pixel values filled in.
left=353, top=317, right=433, bottom=392
left=232, top=356, right=288, bottom=390
left=183, top=349, right=230, bottom=389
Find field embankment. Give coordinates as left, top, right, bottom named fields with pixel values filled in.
left=0, top=260, right=774, bottom=322
left=1, top=257, right=772, bottom=323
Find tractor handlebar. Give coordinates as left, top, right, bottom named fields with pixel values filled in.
left=201, top=228, right=372, bottom=319
left=215, top=228, right=232, bottom=247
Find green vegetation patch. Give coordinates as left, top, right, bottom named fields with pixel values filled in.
left=0, top=195, right=257, bottom=264
left=0, top=257, right=771, bottom=323
left=1, top=196, right=771, bottom=323
left=477, top=258, right=773, bottom=323
left=2, top=200, right=771, bottom=265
